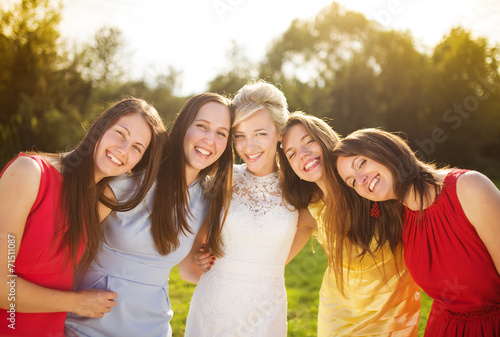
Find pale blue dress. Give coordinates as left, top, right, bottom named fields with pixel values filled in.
left=65, top=174, right=208, bottom=337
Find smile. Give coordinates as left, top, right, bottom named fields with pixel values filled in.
left=304, top=158, right=320, bottom=172
left=369, top=174, right=380, bottom=192
left=195, top=146, right=212, bottom=156
left=106, top=150, right=123, bottom=166
left=246, top=152, right=263, bottom=160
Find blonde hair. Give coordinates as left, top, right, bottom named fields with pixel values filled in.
left=232, top=80, right=289, bottom=134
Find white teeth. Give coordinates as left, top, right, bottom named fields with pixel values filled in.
left=247, top=152, right=262, bottom=159
left=107, top=151, right=123, bottom=165
left=304, top=159, right=319, bottom=171
left=369, top=175, right=380, bottom=192
left=196, top=147, right=211, bottom=156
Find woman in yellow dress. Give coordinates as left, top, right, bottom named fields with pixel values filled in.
left=279, top=112, right=421, bottom=336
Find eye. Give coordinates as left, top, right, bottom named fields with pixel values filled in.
left=306, top=138, right=315, bottom=144
left=233, top=134, right=244, bottom=139
left=217, top=131, right=227, bottom=138
left=133, top=145, right=142, bottom=154
left=359, top=159, right=366, bottom=169
left=351, top=178, right=356, bottom=188
left=256, top=132, right=268, bottom=137
left=196, top=124, right=208, bottom=130
left=288, top=152, right=296, bottom=160
left=115, top=130, right=125, bottom=139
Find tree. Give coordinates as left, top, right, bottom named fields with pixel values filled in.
left=0, top=0, right=64, bottom=164
left=208, top=40, right=258, bottom=96
left=427, top=27, right=500, bottom=171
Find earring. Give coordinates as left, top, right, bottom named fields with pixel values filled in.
left=279, top=142, right=283, bottom=149
left=126, top=170, right=132, bottom=177
left=370, top=201, right=381, bottom=218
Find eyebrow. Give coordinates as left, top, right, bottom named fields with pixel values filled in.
left=118, top=124, right=131, bottom=136
left=118, top=124, right=146, bottom=149
left=284, top=134, right=309, bottom=154
left=345, top=156, right=359, bottom=185
left=196, top=119, right=229, bottom=133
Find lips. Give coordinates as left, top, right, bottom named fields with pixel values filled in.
left=369, top=174, right=380, bottom=192
left=195, top=146, right=212, bottom=157
left=106, top=150, right=123, bottom=166
left=245, top=152, right=263, bottom=161
left=303, top=158, right=320, bottom=172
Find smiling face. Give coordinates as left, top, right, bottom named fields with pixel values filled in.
left=93, top=113, right=152, bottom=182
left=233, top=108, right=281, bottom=177
left=282, top=123, right=324, bottom=184
left=336, top=155, right=397, bottom=201
left=183, top=101, right=231, bottom=184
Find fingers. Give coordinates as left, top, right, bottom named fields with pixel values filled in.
left=106, top=290, right=118, bottom=299
left=195, top=248, right=216, bottom=272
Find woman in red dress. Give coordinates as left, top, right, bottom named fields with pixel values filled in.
left=0, top=97, right=167, bottom=337
left=333, top=128, right=500, bottom=337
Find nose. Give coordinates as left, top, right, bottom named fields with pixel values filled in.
left=357, top=174, right=368, bottom=186
left=298, top=147, right=310, bottom=159
left=243, top=137, right=257, bottom=151
left=204, top=131, right=215, bottom=145
left=116, top=141, right=130, bottom=154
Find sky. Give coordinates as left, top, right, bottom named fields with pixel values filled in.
left=2, top=0, right=500, bottom=96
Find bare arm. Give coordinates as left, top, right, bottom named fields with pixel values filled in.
left=457, top=171, right=500, bottom=275
left=178, top=218, right=210, bottom=284
left=98, top=184, right=116, bottom=222
left=0, top=157, right=116, bottom=317
left=286, top=208, right=317, bottom=264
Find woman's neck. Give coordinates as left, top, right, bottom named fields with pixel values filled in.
left=316, top=179, right=328, bottom=200
left=185, top=167, right=200, bottom=186
left=402, top=177, right=442, bottom=211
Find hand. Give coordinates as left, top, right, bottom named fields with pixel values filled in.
left=72, top=289, right=118, bottom=318
left=195, top=244, right=215, bottom=272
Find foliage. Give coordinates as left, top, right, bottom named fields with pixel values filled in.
left=256, top=3, right=500, bottom=176
left=1, top=1, right=499, bottom=177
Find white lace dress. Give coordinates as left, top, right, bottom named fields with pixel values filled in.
left=185, top=164, right=299, bottom=337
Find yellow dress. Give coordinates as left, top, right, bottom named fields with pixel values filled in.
left=309, top=201, right=421, bottom=337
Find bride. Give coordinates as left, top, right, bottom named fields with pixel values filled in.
left=185, top=80, right=316, bottom=336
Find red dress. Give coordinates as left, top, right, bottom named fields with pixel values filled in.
left=403, top=169, right=500, bottom=337
left=0, top=154, right=82, bottom=337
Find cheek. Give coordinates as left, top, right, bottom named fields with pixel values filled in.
left=132, top=151, right=145, bottom=165
left=216, top=138, right=228, bottom=152
left=289, top=160, right=301, bottom=176
left=233, top=139, right=243, bottom=152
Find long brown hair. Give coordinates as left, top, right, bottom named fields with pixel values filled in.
left=278, top=113, right=340, bottom=209
left=332, top=128, right=441, bottom=256
left=61, top=97, right=167, bottom=273
left=279, top=113, right=364, bottom=294
left=151, top=93, right=234, bottom=257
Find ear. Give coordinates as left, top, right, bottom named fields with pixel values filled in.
left=278, top=134, right=283, bottom=142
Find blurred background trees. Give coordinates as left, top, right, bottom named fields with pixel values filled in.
left=1, top=0, right=499, bottom=177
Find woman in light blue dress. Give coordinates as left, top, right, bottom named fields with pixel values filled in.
left=65, top=93, right=234, bottom=337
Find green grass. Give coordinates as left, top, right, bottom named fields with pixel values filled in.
left=169, top=239, right=432, bottom=336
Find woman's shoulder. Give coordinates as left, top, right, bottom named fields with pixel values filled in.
left=5, top=155, right=43, bottom=177
left=1, top=155, right=43, bottom=201
left=455, top=170, right=496, bottom=195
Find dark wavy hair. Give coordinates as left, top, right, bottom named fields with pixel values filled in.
left=331, top=128, right=442, bottom=281
left=151, top=93, right=234, bottom=257
left=279, top=113, right=371, bottom=293
left=61, top=97, right=167, bottom=272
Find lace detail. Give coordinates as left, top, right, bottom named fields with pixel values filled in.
left=233, top=166, right=284, bottom=217
left=185, top=164, right=299, bottom=337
